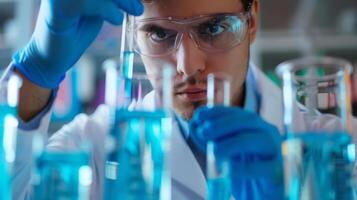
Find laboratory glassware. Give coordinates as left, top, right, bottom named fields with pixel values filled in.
left=120, top=13, right=135, bottom=80
left=103, top=12, right=135, bottom=112
left=0, top=69, right=22, bottom=200
left=206, top=72, right=232, bottom=200
left=104, top=63, right=173, bottom=200
left=31, top=134, right=92, bottom=200
left=276, top=56, right=355, bottom=200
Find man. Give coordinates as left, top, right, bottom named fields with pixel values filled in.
left=8, top=0, right=357, bottom=199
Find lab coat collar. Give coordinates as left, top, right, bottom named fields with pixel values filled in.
left=248, top=63, right=284, bottom=133
left=250, top=63, right=307, bottom=133
left=143, top=92, right=207, bottom=198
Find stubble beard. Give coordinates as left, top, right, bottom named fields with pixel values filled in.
left=172, top=47, right=251, bottom=121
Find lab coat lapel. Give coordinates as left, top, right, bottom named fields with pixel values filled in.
left=170, top=119, right=207, bottom=199
left=143, top=92, right=207, bottom=198
left=250, top=64, right=307, bottom=133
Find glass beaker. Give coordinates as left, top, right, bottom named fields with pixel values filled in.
left=276, top=56, right=355, bottom=200
left=104, top=63, right=173, bottom=200
left=31, top=134, right=92, bottom=200
left=206, top=72, right=232, bottom=200
left=0, top=69, right=22, bottom=200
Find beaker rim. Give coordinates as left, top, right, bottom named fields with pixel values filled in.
left=275, top=56, right=353, bottom=81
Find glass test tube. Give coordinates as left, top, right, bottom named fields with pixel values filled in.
left=206, top=73, right=232, bottom=200
left=104, top=66, right=173, bottom=200
left=0, top=70, right=22, bottom=200
left=120, top=13, right=135, bottom=98
left=276, top=56, right=355, bottom=200
left=104, top=12, right=137, bottom=197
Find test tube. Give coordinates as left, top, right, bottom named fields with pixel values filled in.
left=119, top=13, right=135, bottom=100
left=206, top=72, right=232, bottom=200
left=104, top=66, right=173, bottom=200
left=0, top=69, right=22, bottom=200
left=104, top=12, right=136, bottom=135
left=276, top=56, right=355, bottom=200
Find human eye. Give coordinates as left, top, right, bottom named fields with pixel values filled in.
left=141, top=25, right=177, bottom=43
left=198, top=23, right=226, bottom=37
left=197, top=17, right=228, bottom=37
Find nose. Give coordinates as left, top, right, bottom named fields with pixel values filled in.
left=175, top=34, right=206, bottom=77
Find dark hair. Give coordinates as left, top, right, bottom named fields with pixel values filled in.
left=242, top=0, right=254, bottom=11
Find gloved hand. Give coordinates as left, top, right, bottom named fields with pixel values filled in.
left=12, top=0, right=143, bottom=89
left=189, top=106, right=284, bottom=200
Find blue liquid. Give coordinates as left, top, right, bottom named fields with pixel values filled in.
left=122, top=51, right=134, bottom=99
left=105, top=109, right=169, bottom=200
left=33, top=151, right=90, bottom=200
left=122, top=51, right=134, bottom=79
left=285, top=133, right=355, bottom=200
left=207, top=177, right=231, bottom=200
left=0, top=104, right=16, bottom=200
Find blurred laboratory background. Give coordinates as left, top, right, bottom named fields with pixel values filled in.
left=0, top=0, right=357, bottom=131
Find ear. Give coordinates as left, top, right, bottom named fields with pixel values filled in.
left=248, top=0, right=260, bottom=45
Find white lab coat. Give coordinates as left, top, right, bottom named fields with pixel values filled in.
left=12, top=64, right=357, bottom=200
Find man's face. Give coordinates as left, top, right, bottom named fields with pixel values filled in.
left=138, top=0, right=259, bottom=120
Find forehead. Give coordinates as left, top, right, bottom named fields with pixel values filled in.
left=140, top=0, right=243, bottom=19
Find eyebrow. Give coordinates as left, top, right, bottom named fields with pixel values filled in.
left=138, top=24, right=160, bottom=32
left=137, top=24, right=178, bottom=33
left=202, top=15, right=226, bottom=24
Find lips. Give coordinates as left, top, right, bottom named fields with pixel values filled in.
left=176, top=88, right=207, bottom=102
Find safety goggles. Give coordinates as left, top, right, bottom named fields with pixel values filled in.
left=133, top=12, right=251, bottom=57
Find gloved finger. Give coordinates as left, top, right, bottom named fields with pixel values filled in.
left=213, top=131, right=280, bottom=158
left=98, top=1, right=124, bottom=25
left=189, top=111, right=217, bottom=153
left=189, top=129, right=207, bottom=153
left=75, top=17, right=104, bottom=51
left=195, top=112, right=276, bottom=141
left=114, top=0, right=144, bottom=16
left=192, top=106, right=238, bottom=122
left=189, top=114, right=199, bottom=131
left=188, top=120, right=208, bottom=153
left=190, top=106, right=235, bottom=136
left=190, top=106, right=246, bottom=145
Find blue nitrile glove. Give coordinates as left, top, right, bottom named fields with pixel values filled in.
left=189, top=106, right=284, bottom=200
left=12, top=0, right=144, bottom=89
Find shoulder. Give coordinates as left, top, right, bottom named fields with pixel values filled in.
left=249, top=64, right=281, bottom=98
